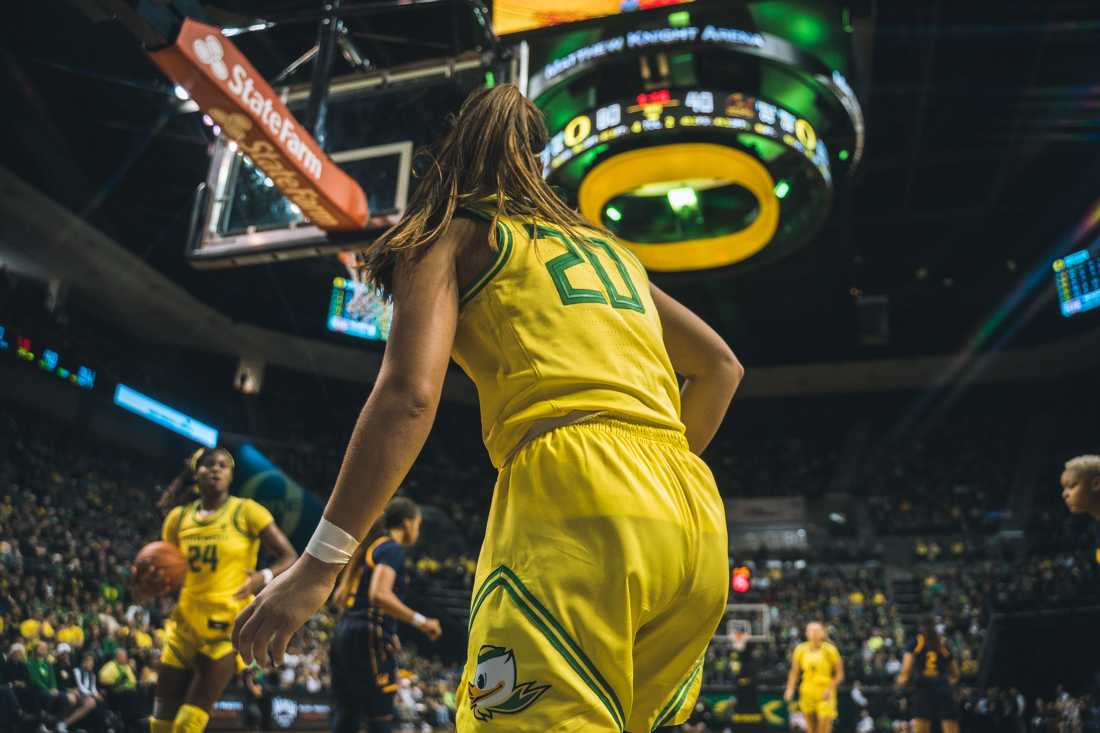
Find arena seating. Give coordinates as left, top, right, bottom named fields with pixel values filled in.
left=3, top=383, right=1098, bottom=731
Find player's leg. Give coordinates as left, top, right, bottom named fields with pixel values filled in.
left=171, top=652, right=237, bottom=733
left=364, top=622, right=397, bottom=733
left=151, top=629, right=194, bottom=730
left=456, top=424, right=645, bottom=731
left=329, top=617, right=366, bottom=733
left=627, top=434, right=728, bottom=732
left=63, top=694, right=97, bottom=727
left=912, top=719, right=931, bottom=733
left=815, top=694, right=839, bottom=733
left=938, top=685, right=960, bottom=733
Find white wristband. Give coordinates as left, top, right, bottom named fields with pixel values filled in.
left=305, top=518, right=359, bottom=565
left=412, top=612, right=427, bottom=627
left=259, top=568, right=274, bottom=586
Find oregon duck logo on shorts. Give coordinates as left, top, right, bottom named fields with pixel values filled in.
left=468, top=645, right=550, bottom=721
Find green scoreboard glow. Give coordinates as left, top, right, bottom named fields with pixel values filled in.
left=528, top=8, right=863, bottom=275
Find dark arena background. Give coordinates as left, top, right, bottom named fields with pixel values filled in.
left=2, top=1, right=1100, bottom=732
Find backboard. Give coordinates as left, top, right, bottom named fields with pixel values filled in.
left=189, top=137, right=412, bottom=267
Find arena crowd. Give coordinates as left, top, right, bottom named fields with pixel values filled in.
left=2, top=393, right=1098, bottom=733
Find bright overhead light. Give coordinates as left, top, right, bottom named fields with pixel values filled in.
left=173, top=85, right=190, bottom=101
left=221, top=22, right=273, bottom=38
left=774, top=180, right=790, bottom=199
left=666, top=187, right=698, bottom=212
left=605, top=206, right=622, bottom=222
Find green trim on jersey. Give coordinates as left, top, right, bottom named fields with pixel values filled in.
left=653, top=654, right=704, bottom=730
left=231, top=501, right=255, bottom=539
left=459, top=221, right=514, bottom=307
left=469, top=565, right=625, bottom=731
left=188, top=497, right=233, bottom=527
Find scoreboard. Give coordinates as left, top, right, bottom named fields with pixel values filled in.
left=1053, top=249, right=1100, bottom=318
left=326, top=277, right=393, bottom=342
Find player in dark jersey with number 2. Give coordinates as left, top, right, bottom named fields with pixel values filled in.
left=329, top=498, right=441, bottom=733
left=897, top=617, right=960, bottom=733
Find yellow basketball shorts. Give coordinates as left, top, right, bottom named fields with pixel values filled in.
left=798, top=686, right=838, bottom=720
left=456, top=418, right=729, bottom=733
left=161, top=605, right=245, bottom=672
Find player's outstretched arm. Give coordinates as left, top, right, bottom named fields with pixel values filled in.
left=826, top=654, right=844, bottom=700
left=367, top=564, right=442, bottom=641
left=783, top=653, right=800, bottom=702
left=896, top=652, right=914, bottom=687
left=651, top=284, right=744, bottom=454
left=233, top=219, right=468, bottom=667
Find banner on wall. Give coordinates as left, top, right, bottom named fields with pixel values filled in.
left=209, top=695, right=331, bottom=731
left=148, top=19, right=368, bottom=230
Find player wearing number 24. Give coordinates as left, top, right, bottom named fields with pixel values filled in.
left=132, top=447, right=297, bottom=733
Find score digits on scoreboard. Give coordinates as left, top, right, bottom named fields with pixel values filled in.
left=1053, top=249, right=1100, bottom=318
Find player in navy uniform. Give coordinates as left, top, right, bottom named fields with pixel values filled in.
left=1060, top=454, right=1100, bottom=565
left=329, top=498, right=442, bottom=733
left=896, top=617, right=960, bottom=733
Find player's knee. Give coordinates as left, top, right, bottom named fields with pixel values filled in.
left=150, top=715, right=175, bottom=733
left=172, top=703, right=210, bottom=733
left=152, top=699, right=181, bottom=723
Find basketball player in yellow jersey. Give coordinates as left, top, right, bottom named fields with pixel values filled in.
left=133, top=448, right=296, bottom=733
left=234, top=83, right=744, bottom=733
left=784, top=623, right=844, bottom=733
left=1060, top=454, right=1100, bottom=565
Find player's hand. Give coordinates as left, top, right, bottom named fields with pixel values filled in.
left=386, top=634, right=402, bottom=653
left=783, top=688, right=794, bottom=702
left=233, top=571, right=265, bottom=600
left=416, top=616, right=443, bottom=641
left=233, top=554, right=340, bottom=667
left=821, top=687, right=833, bottom=701
left=130, top=562, right=169, bottom=601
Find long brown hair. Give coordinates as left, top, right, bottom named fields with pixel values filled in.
left=359, top=84, right=607, bottom=294
left=919, top=616, right=946, bottom=656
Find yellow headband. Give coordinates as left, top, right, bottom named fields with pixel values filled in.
left=189, top=448, right=236, bottom=473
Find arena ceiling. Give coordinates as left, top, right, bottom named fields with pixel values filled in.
left=2, top=0, right=1100, bottom=369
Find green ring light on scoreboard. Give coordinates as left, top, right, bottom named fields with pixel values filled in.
left=547, top=89, right=830, bottom=273
left=578, top=144, right=779, bottom=272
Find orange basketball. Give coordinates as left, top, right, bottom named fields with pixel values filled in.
left=134, top=541, right=187, bottom=591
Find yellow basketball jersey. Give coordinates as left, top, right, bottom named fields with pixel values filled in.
left=793, top=641, right=841, bottom=690
left=451, top=211, right=684, bottom=467
left=162, top=496, right=273, bottom=633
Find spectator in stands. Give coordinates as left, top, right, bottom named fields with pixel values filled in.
left=26, top=641, right=64, bottom=720
left=99, top=648, right=139, bottom=732
left=74, top=653, right=105, bottom=733
left=55, top=642, right=101, bottom=733
left=1, top=643, right=35, bottom=730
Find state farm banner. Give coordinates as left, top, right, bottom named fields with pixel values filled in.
left=149, top=19, right=368, bottom=231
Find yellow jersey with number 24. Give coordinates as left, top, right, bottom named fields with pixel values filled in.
left=452, top=211, right=685, bottom=468
left=162, top=496, right=273, bottom=638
